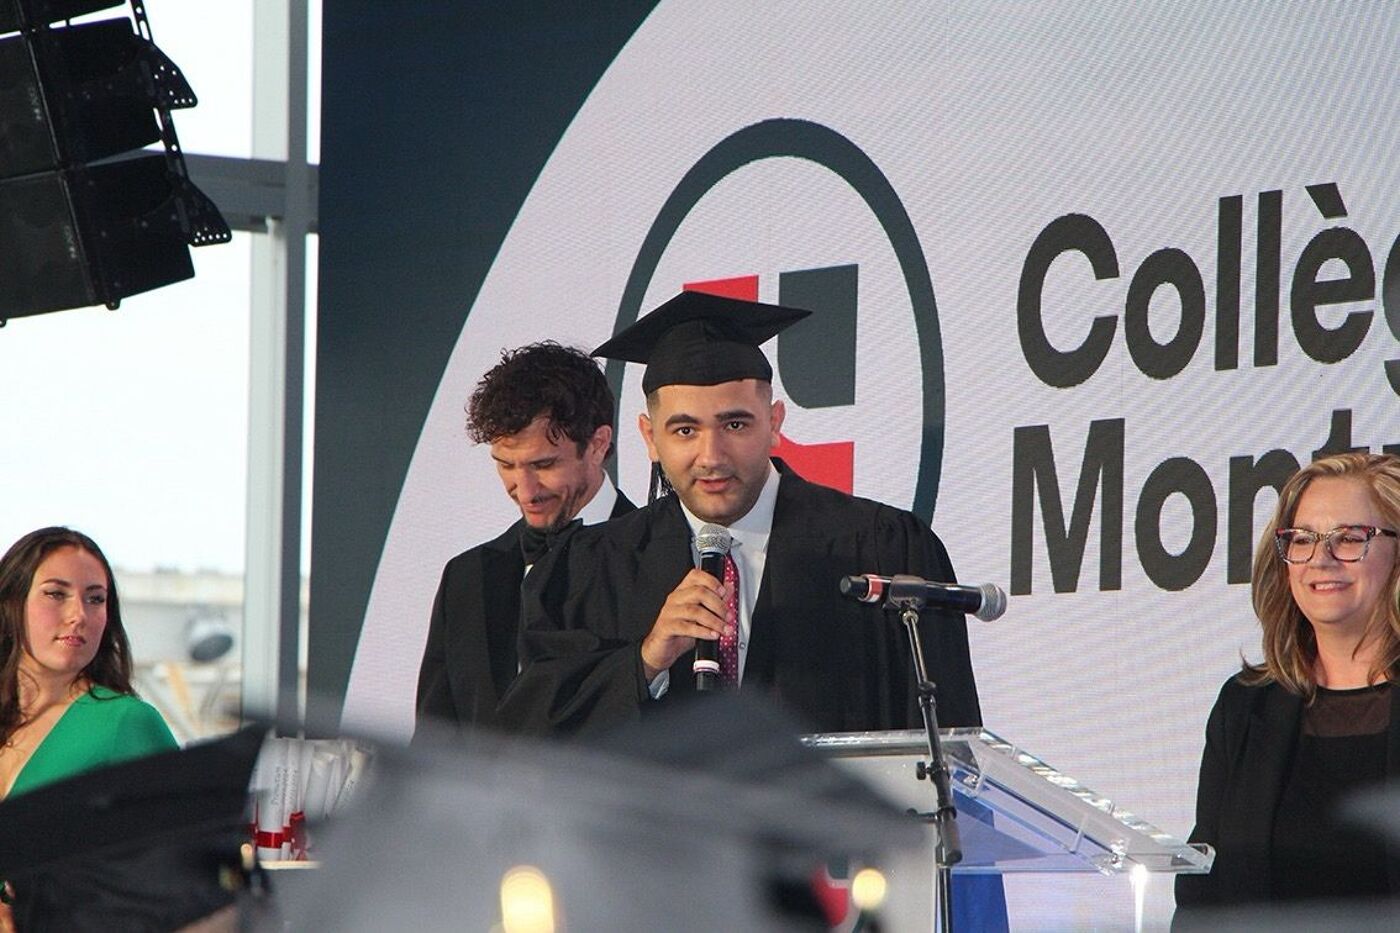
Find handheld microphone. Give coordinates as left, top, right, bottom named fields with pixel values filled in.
left=839, top=574, right=1008, bottom=621
left=693, top=524, right=731, bottom=691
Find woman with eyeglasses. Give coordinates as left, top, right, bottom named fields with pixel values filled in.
left=1175, top=452, right=1400, bottom=915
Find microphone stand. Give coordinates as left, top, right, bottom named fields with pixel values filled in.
left=886, top=575, right=962, bottom=933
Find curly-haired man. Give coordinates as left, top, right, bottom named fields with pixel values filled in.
left=413, top=342, right=635, bottom=736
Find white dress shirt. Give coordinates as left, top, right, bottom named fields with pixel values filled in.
left=574, top=475, right=618, bottom=527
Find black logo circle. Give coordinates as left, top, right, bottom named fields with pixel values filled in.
left=610, top=118, right=946, bottom=520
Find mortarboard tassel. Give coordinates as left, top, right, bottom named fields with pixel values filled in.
left=648, top=461, right=674, bottom=504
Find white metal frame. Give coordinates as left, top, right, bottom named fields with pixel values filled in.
left=179, top=0, right=316, bottom=726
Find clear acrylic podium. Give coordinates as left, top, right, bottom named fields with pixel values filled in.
left=803, top=728, right=1213, bottom=929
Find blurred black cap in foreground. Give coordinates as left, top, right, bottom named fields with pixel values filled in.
left=0, top=724, right=267, bottom=932
left=273, top=693, right=919, bottom=931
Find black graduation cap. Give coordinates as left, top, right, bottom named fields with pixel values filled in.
left=593, top=290, right=811, bottom=394
left=0, top=724, right=268, bottom=932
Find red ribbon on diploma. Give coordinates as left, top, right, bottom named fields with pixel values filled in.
left=287, top=811, right=308, bottom=860
left=254, top=830, right=284, bottom=849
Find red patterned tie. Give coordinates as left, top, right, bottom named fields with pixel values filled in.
left=718, top=554, right=740, bottom=686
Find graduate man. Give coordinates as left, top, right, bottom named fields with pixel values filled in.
left=505, top=292, right=984, bottom=737
left=414, top=342, right=635, bottom=737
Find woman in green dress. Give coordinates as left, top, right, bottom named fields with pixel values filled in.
left=0, top=527, right=177, bottom=925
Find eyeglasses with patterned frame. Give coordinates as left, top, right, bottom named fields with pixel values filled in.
left=1274, top=525, right=1399, bottom=564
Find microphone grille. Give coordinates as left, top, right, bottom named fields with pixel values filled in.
left=975, top=583, right=1008, bottom=622
left=695, top=523, right=732, bottom=556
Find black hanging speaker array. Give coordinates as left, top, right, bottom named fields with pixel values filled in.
left=0, top=0, right=230, bottom=322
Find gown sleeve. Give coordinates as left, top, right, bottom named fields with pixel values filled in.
left=501, top=524, right=657, bottom=737
left=1174, top=679, right=1233, bottom=910
left=412, top=568, right=455, bottom=735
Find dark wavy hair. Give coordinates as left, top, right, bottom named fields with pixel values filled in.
left=466, top=342, right=615, bottom=456
left=0, top=527, right=134, bottom=742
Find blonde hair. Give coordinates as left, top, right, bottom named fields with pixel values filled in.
left=1242, top=452, right=1400, bottom=699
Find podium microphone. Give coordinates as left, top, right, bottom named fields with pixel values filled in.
left=693, top=524, right=732, bottom=691
left=840, top=574, right=1008, bottom=621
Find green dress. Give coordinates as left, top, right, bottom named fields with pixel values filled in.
left=5, top=685, right=178, bottom=799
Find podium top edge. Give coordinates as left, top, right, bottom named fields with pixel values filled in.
left=801, top=727, right=995, bottom=756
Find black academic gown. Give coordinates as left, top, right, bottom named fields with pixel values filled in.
left=504, top=463, right=983, bottom=737
left=413, top=492, right=635, bottom=736
left=1175, top=675, right=1400, bottom=913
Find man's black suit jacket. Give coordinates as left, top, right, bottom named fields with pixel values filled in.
left=1175, top=675, right=1400, bottom=911
left=414, top=491, right=635, bottom=735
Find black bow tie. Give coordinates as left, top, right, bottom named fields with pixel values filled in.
left=519, top=519, right=581, bottom=564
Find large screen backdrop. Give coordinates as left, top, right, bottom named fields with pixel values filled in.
left=315, top=3, right=1400, bottom=925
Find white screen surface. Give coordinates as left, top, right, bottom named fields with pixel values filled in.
left=342, top=4, right=1400, bottom=925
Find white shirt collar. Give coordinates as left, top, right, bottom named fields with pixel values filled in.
left=575, top=474, right=618, bottom=526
